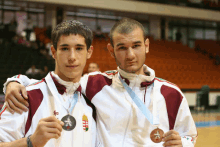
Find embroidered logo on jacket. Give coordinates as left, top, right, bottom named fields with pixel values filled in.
left=82, top=114, right=89, bottom=131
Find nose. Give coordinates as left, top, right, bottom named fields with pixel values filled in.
left=68, top=49, right=76, bottom=62
left=126, top=47, right=135, bottom=60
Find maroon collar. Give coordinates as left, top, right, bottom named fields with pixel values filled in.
left=140, top=79, right=155, bottom=87
left=120, top=75, right=155, bottom=88
left=50, top=73, right=81, bottom=95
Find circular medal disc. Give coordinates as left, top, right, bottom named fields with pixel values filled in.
left=61, top=115, right=76, bottom=131
left=150, top=128, right=164, bottom=143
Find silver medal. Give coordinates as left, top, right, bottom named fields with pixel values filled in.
left=61, top=114, right=76, bottom=131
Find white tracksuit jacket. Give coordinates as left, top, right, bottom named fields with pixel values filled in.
left=2, top=65, right=197, bottom=147
left=0, top=72, right=96, bottom=147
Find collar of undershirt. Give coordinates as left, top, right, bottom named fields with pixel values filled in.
left=50, top=71, right=81, bottom=95
left=117, top=64, right=155, bottom=85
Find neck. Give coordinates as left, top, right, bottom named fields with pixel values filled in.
left=54, top=69, right=81, bottom=83
left=121, top=66, right=145, bottom=75
left=134, top=66, right=145, bottom=75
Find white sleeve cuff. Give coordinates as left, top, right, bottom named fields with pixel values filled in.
left=181, top=136, right=196, bottom=147
left=3, top=78, right=24, bottom=94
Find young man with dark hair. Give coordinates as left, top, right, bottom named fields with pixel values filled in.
left=3, top=18, right=197, bottom=147
left=0, top=20, right=96, bottom=147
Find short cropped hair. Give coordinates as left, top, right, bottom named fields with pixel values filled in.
left=51, top=20, right=93, bottom=50
left=110, top=18, right=146, bottom=47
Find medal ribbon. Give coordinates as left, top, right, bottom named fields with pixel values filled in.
left=68, top=93, right=78, bottom=114
left=45, top=73, right=79, bottom=115
left=119, top=75, right=159, bottom=126
left=45, top=73, right=80, bottom=146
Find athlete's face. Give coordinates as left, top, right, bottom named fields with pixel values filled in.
left=51, top=34, right=93, bottom=82
left=108, top=27, right=149, bottom=75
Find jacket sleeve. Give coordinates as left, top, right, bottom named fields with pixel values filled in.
left=3, top=74, right=39, bottom=94
left=0, top=104, right=28, bottom=142
left=174, top=96, right=198, bottom=147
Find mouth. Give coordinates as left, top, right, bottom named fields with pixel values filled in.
left=127, top=61, right=136, bottom=65
left=66, top=65, right=78, bottom=68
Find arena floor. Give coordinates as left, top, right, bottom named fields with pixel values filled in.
left=192, top=112, right=220, bottom=147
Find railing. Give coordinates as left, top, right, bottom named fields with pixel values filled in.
left=136, top=0, right=220, bottom=11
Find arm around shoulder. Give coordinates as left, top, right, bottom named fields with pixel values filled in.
left=3, top=74, right=36, bottom=94
left=3, top=74, right=40, bottom=114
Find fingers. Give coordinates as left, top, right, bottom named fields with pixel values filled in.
left=10, top=95, right=28, bottom=112
left=40, top=117, right=64, bottom=138
left=21, top=86, right=28, bottom=99
left=163, top=130, right=182, bottom=147
left=5, top=101, right=14, bottom=114
left=46, top=127, right=62, bottom=136
left=13, top=89, right=29, bottom=108
left=8, top=99, right=23, bottom=114
left=41, top=116, right=64, bottom=125
left=5, top=82, right=29, bottom=112
left=45, top=122, right=63, bottom=132
left=31, top=116, right=64, bottom=147
left=163, top=130, right=179, bottom=138
left=163, top=139, right=182, bottom=147
left=46, top=132, right=61, bottom=139
left=163, top=133, right=181, bottom=142
left=5, top=93, right=28, bottom=113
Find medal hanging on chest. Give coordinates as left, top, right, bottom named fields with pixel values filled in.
left=46, top=74, right=79, bottom=132
left=150, top=127, right=164, bottom=143
left=119, top=75, right=164, bottom=143
left=61, top=114, right=76, bottom=131
left=61, top=92, right=79, bottom=131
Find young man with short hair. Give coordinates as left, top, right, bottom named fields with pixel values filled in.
left=3, top=18, right=197, bottom=147
left=0, top=20, right=96, bottom=147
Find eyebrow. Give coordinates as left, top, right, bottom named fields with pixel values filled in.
left=133, top=41, right=142, bottom=44
left=59, top=44, right=85, bottom=47
left=60, top=44, right=69, bottom=47
left=76, top=44, right=85, bottom=47
left=116, top=43, right=124, bottom=47
left=116, top=41, right=142, bottom=47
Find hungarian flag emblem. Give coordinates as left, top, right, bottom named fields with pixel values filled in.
left=82, top=114, right=89, bottom=131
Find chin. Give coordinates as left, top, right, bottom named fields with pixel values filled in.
left=124, top=69, right=137, bottom=74
left=125, top=66, right=138, bottom=72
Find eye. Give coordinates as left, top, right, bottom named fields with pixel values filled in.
left=118, top=46, right=127, bottom=50
left=61, top=47, right=68, bottom=51
left=76, top=47, right=83, bottom=51
left=133, top=44, right=140, bottom=48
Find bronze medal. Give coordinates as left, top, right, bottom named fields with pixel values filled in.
left=150, top=128, right=164, bottom=143
left=61, top=114, right=76, bottom=131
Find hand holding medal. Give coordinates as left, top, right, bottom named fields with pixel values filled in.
left=30, top=116, right=64, bottom=147
left=119, top=76, right=165, bottom=144
left=162, top=130, right=182, bottom=147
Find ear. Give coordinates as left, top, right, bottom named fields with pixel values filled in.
left=51, top=45, right=57, bottom=59
left=87, top=45, right=93, bottom=59
left=145, top=38, right=149, bottom=54
left=107, top=43, right=115, bottom=58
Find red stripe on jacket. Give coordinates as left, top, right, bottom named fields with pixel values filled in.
left=25, top=89, right=44, bottom=134
left=86, top=74, right=112, bottom=101
left=161, top=85, right=183, bottom=130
